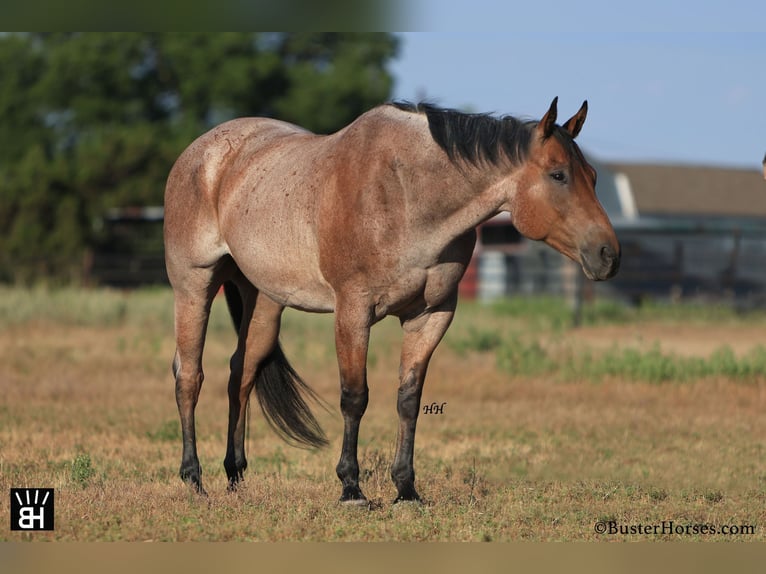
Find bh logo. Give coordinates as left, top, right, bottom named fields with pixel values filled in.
left=10, top=488, right=55, bottom=531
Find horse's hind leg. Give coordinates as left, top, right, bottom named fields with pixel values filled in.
left=170, top=269, right=221, bottom=495
left=224, top=282, right=284, bottom=490
left=392, top=293, right=457, bottom=503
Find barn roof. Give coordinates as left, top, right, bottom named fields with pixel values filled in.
left=604, top=162, right=766, bottom=219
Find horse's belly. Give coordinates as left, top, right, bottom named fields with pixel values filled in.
left=227, top=242, right=336, bottom=312
left=251, top=270, right=335, bottom=313
left=261, top=282, right=336, bottom=313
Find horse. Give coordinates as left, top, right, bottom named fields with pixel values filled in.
left=163, top=97, right=620, bottom=504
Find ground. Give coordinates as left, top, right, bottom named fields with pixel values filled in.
left=1, top=288, right=764, bottom=541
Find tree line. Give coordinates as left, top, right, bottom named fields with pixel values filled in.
left=0, top=33, right=399, bottom=284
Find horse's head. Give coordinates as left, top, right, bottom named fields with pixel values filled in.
left=504, top=97, right=620, bottom=281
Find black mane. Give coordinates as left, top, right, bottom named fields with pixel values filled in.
left=390, top=101, right=537, bottom=166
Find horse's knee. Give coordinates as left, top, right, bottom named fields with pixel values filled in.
left=175, top=371, right=204, bottom=402
left=340, top=385, right=368, bottom=418
left=397, top=371, right=423, bottom=419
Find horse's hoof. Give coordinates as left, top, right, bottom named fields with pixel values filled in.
left=339, top=484, right=367, bottom=505
left=340, top=497, right=370, bottom=508
left=393, top=487, right=422, bottom=505
left=393, top=497, right=422, bottom=505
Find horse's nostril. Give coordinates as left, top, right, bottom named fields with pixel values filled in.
left=598, top=243, right=620, bottom=278
left=600, top=245, right=613, bottom=262
left=601, top=244, right=620, bottom=262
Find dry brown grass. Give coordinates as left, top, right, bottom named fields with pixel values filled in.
left=1, top=288, right=765, bottom=541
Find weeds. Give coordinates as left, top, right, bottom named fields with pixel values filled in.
left=448, top=326, right=503, bottom=355
left=464, top=457, right=479, bottom=506
left=71, top=453, right=96, bottom=487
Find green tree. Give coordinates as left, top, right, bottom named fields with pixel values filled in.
left=0, top=32, right=399, bottom=284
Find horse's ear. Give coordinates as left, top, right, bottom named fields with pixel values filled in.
left=538, top=97, right=558, bottom=139
left=563, top=100, right=588, bottom=139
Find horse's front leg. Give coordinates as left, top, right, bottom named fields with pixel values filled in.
left=392, top=293, right=457, bottom=503
left=333, top=300, right=372, bottom=504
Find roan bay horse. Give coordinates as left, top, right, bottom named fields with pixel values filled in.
left=163, top=97, right=620, bottom=504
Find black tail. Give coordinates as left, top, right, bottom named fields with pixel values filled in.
left=254, top=344, right=329, bottom=448
left=222, top=280, right=328, bottom=449
left=223, top=280, right=244, bottom=332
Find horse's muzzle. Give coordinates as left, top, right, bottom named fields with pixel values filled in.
left=581, top=243, right=620, bottom=281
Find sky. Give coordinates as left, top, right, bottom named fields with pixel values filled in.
left=388, top=3, right=765, bottom=169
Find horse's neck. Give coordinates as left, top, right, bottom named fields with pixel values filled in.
left=404, top=155, right=511, bottom=246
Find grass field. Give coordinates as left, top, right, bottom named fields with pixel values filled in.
left=1, top=287, right=765, bottom=541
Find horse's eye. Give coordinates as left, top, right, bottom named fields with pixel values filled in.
left=550, top=170, right=567, bottom=184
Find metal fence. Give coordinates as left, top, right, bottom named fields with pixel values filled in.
left=470, top=218, right=766, bottom=310
left=88, top=208, right=167, bottom=287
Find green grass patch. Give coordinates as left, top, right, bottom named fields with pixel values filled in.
left=477, top=296, right=766, bottom=329
left=492, top=337, right=766, bottom=384
left=486, top=295, right=633, bottom=329
left=146, top=420, right=182, bottom=443
left=71, top=453, right=96, bottom=488
left=441, top=299, right=766, bottom=384
left=447, top=326, right=504, bottom=355
left=496, top=335, right=556, bottom=377
left=565, top=343, right=766, bottom=384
